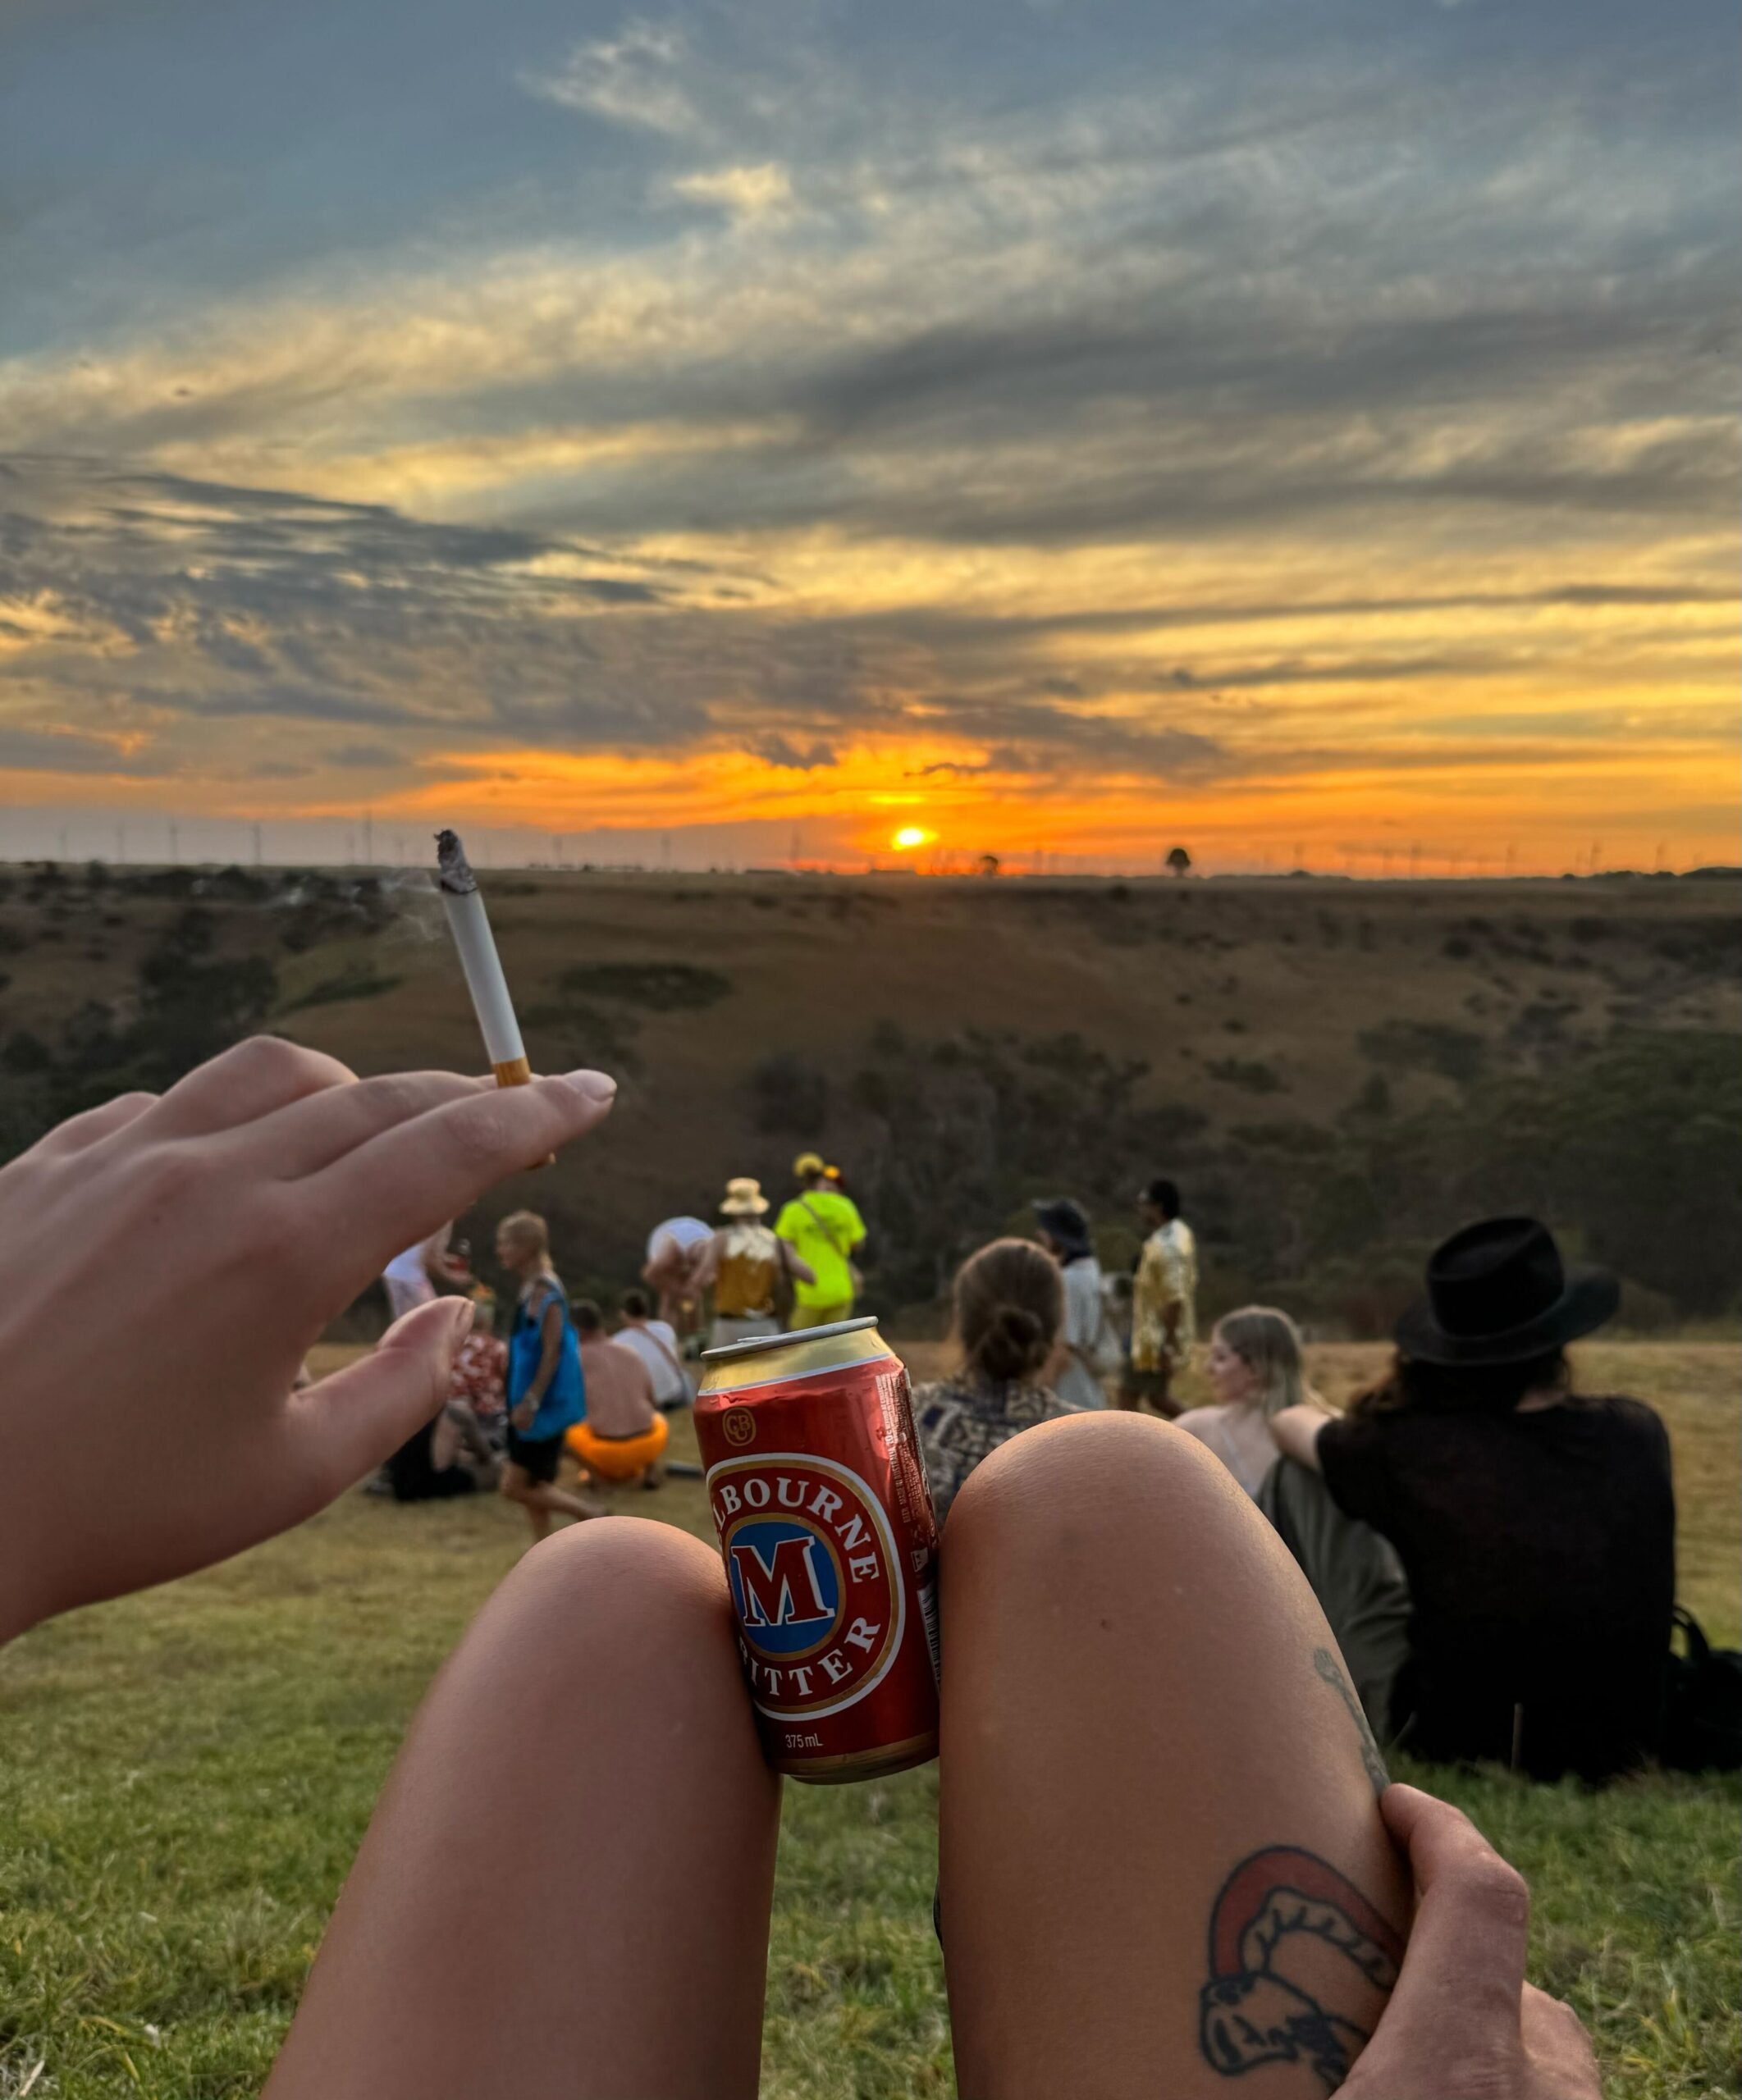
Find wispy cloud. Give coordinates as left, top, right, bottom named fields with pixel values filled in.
left=668, top=161, right=794, bottom=222
left=519, top=21, right=700, bottom=136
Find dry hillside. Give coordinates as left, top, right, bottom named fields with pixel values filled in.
left=2, top=862, right=1737, bottom=1326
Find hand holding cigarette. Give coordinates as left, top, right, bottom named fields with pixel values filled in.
left=0, top=1039, right=615, bottom=1643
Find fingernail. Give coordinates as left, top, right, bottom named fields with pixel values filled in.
left=562, top=1070, right=618, bottom=1102
left=445, top=1296, right=476, bottom=1344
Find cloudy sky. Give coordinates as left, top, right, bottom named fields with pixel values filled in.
left=1, top=0, right=1735, bottom=870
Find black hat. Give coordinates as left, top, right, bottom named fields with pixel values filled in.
left=1395, top=1217, right=1618, bottom=1366
left=1032, top=1197, right=1092, bottom=1259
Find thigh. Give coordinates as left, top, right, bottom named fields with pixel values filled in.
left=266, top=1520, right=780, bottom=2100
left=938, top=1412, right=1408, bottom=2100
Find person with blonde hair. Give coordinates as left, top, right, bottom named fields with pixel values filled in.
left=494, top=1209, right=601, bottom=1540
left=1174, top=1305, right=1305, bottom=1499
left=693, top=1178, right=812, bottom=1349
left=911, top=1238, right=1086, bottom=1525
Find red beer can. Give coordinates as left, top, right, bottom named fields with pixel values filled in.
left=696, top=1317, right=940, bottom=1783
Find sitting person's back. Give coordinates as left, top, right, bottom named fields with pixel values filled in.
left=1273, top=1217, right=1674, bottom=1783
left=912, top=1238, right=1085, bottom=1526
left=569, top=1299, right=670, bottom=1486
left=577, top=1313, right=658, bottom=1440
left=610, top=1289, right=693, bottom=1409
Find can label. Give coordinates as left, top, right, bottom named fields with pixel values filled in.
left=696, top=1317, right=940, bottom=1781
left=710, top=1453, right=903, bottom=1719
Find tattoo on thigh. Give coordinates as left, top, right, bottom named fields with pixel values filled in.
left=1313, top=1646, right=1389, bottom=1796
left=1198, top=1847, right=1403, bottom=2090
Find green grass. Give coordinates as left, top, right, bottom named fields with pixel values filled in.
left=0, top=1346, right=1735, bottom=2098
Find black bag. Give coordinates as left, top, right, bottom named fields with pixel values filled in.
left=1661, top=1607, right=1742, bottom=1774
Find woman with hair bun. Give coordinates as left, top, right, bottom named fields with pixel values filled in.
left=911, top=1237, right=1087, bottom=1525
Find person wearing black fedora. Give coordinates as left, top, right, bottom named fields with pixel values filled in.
left=1270, top=1217, right=1675, bottom=1783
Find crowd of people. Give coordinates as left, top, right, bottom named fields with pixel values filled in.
left=0, top=1037, right=1632, bottom=2094
left=382, top=1148, right=1680, bottom=1793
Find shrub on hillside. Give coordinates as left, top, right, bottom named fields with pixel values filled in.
left=1358, top=1020, right=1486, bottom=1084
left=750, top=1052, right=830, bottom=1134
left=558, top=962, right=731, bottom=1010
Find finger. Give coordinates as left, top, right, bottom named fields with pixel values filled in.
left=241, top=1069, right=496, bottom=1180
left=1520, top=1987, right=1602, bottom=2087
left=153, top=1035, right=356, bottom=1136
left=298, top=1070, right=618, bottom=1286
left=1379, top=1784, right=1529, bottom=2025
left=31, top=1090, right=158, bottom=1157
left=277, top=1297, right=474, bottom=1513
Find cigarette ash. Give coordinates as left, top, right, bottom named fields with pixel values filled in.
left=435, top=829, right=478, bottom=897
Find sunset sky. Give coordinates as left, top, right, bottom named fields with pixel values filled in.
left=1, top=0, right=1735, bottom=872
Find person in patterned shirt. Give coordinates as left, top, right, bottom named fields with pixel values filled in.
left=911, top=1238, right=1090, bottom=1527
left=447, top=1286, right=508, bottom=1453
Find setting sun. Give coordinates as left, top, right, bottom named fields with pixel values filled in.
left=891, top=825, right=934, bottom=851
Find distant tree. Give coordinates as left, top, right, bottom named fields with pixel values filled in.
left=978, top=853, right=1001, bottom=879
left=1167, top=846, right=1192, bottom=877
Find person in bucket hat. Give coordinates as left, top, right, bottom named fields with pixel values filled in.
left=693, top=1177, right=812, bottom=1349
left=1269, top=1217, right=1673, bottom=1783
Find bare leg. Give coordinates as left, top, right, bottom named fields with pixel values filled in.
left=266, top=1520, right=780, bottom=2100
left=500, top=1461, right=604, bottom=1539
left=939, top=1412, right=1410, bottom=2098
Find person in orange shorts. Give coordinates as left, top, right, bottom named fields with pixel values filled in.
left=567, top=1299, right=668, bottom=1489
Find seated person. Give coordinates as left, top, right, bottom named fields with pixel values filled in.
left=1270, top=1217, right=1674, bottom=1783
left=568, top=1299, right=669, bottom=1487
left=912, top=1238, right=1087, bottom=1526
left=384, top=1290, right=505, bottom=1503
left=610, top=1289, right=693, bottom=1410
left=1174, top=1304, right=1305, bottom=1497
left=446, top=1285, right=508, bottom=1452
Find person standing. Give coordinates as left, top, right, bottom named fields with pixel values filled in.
left=694, top=1180, right=814, bottom=1349
left=611, top=1290, right=693, bottom=1411
left=641, top=1215, right=713, bottom=1344
left=1121, top=1176, right=1196, bottom=1417
left=1031, top=1198, right=1114, bottom=1410
left=495, top=1210, right=601, bottom=1540
left=775, top=1153, right=866, bottom=1330
left=568, top=1301, right=670, bottom=1489
left=381, top=1222, right=469, bottom=1322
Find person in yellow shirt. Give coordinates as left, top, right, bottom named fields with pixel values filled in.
left=775, top=1153, right=867, bottom=1330
left=1121, top=1176, right=1197, bottom=1417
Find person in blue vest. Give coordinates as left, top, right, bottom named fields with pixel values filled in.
left=494, top=1209, right=601, bottom=1541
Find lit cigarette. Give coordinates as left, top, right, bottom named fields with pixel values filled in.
left=435, top=829, right=531, bottom=1088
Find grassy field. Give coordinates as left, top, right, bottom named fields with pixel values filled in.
left=0, top=1341, right=1735, bottom=2098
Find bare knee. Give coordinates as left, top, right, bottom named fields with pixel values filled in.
left=952, top=1410, right=1230, bottom=1534
left=487, top=1517, right=735, bottom=1673
left=944, top=1411, right=1264, bottom=1597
